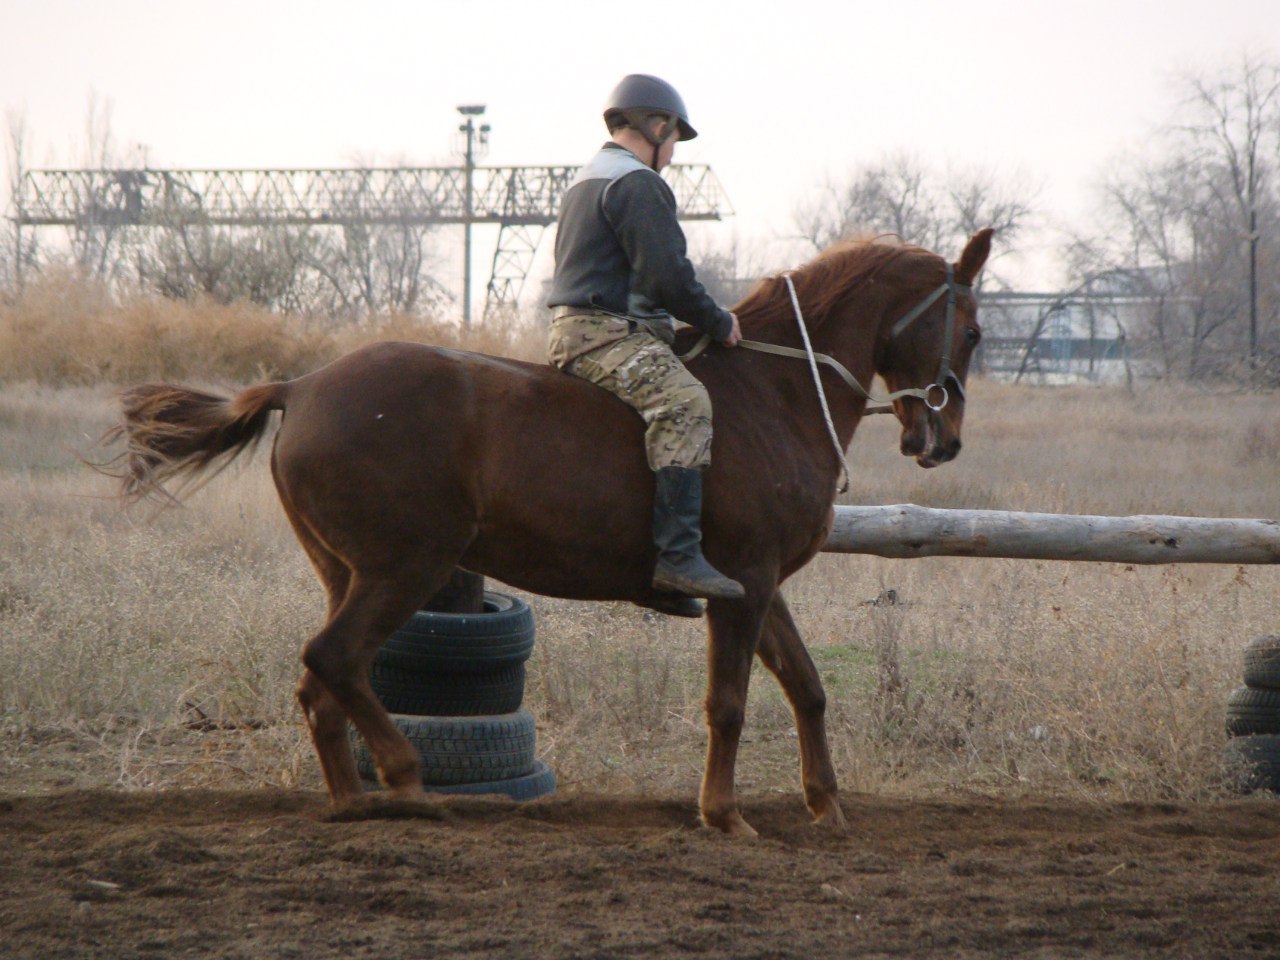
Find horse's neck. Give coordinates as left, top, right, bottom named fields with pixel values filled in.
left=739, top=291, right=890, bottom=446
left=742, top=276, right=891, bottom=355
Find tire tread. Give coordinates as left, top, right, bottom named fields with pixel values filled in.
left=1243, top=635, right=1280, bottom=691
left=352, top=710, right=537, bottom=786
left=379, top=592, right=536, bottom=673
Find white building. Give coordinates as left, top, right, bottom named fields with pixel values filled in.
left=977, top=270, right=1189, bottom=383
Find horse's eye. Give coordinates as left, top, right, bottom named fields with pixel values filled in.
left=965, top=327, right=981, bottom=345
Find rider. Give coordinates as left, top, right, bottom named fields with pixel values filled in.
left=547, top=74, right=745, bottom=609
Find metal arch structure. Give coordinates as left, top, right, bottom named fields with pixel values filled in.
left=13, top=164, right=733, bottom=316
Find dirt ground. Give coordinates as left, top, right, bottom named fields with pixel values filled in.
left=2, top=789, right=1278, bottom=959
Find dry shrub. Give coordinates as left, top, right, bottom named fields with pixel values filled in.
left=778, top=556, right=1256, bottom=801
left=0, top=273, right=544, bottom=388
left=525, top=600, right=708, bottom=793
left=0, top=270, right=329, bottom=384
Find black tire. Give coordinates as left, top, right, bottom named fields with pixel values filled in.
left=1225, top=686, right=1280, bottom=736
left=379, top=592, right=535, bottom=674
left=1223, top=734, right=1280, bottom=793
left=369, top=661, right=526, bottom=716
left=352, top=710, right=536, bottom=786
left=1243, top=635, right=1280, bottom=691
left=361, top=760, right=557, bottom=802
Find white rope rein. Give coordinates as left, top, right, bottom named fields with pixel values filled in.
left=783, top=273, right=851, bottom=494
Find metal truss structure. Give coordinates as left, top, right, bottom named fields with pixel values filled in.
left=14, top=164, right=733, bottom=316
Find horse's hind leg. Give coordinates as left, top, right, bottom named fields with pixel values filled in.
left=756, top=592, right=846, bottom=830
left=279, top=482, right=454, bottom=803
left=297, top=668, right=363, bottom=802
left=278, top=496, right=367, bottom=800
left=700, top=597, right=769, bottom=837
left=301, top=564, right=463, bottom=802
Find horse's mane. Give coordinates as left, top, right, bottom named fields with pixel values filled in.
left=733, top=238, right=942, bottom=340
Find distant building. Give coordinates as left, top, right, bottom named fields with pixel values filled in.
left=685, top=266, right=1197, bottom=385
left=977, top=269, right=1192, bottom=384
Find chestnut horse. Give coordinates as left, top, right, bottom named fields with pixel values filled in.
left=108, top=229, right=991, bottom=836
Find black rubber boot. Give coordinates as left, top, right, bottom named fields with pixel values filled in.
left=651, top=466, right=746, bottom=601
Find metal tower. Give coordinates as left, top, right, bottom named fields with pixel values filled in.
left=14, top=161, right=732, bottom=317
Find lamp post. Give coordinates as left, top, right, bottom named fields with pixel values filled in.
left=457, top=104, right=490, bottom=330
left=430, top=105, right=492, bottom=612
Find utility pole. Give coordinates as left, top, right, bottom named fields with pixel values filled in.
left=457, top=104, right=489, bottom=330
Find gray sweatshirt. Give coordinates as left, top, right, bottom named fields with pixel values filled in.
left=547, top=143, right=733, bottom=344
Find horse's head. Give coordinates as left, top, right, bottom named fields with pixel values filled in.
left=877, top=228, right=992, bottom=468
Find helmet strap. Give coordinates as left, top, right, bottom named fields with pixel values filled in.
left=633, top=111, right=677, bottom=171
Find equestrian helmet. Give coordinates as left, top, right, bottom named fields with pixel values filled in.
left=603, top=74, right=697, bottom=142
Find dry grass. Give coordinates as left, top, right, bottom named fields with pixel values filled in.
left=1, top=287, right=1278, bottom=804
left=0, top=270, right=545, bottom=386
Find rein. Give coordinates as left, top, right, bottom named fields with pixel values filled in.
left=679, top=265, right=971, bottom=494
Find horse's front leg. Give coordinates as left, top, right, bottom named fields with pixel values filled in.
left=700, top=596, right=769, bottom=837
left=756, top=591, right=846, bottom=830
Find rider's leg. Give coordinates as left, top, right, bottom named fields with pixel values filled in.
left=563, top=329, right=744, bottom=603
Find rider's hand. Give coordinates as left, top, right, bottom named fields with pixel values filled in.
left=722, top=313, right=742, bottom=348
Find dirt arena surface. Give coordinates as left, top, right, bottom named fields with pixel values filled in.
left=1, top=789, right=1278, bottom=959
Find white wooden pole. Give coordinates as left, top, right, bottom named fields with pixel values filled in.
left=824, top=504, right=1280, bottom=565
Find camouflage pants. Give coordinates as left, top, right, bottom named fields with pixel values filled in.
left=548, top=313, right=713, bottom=470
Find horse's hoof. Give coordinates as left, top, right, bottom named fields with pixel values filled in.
left=701, top=809, right=759, bottom=838
left=387, top=781, right=427, bottom=802
left=811, top=804, right=849, bottom=833
left=330, top=792, right=370, bottom=811
left=327, top=779, right=373, bottom=808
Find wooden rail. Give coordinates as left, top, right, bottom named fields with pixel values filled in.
left=824, top=504, right=1280, bottom=565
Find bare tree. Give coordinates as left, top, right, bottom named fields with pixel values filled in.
left=794, top=152, right=943, bottom=252
left=300, top=218, right=449, bottom=318
left=135, top=223, right=311, bottom=308
left=65, top=91, right=147, bottom=281
left=945, top=165, right=1038, bottom=292
left=792, top=152, right=1037, bottom=287
left=2, top=109, right=38, bottom=296
left=1085, top=54, right=1280, bottom=379
left=1182, top=53, right=1280, bottom=363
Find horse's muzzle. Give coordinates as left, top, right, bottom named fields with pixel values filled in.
left=900, top=408, right=962, bottom=468
left=914, top=437, right=961, bottom=469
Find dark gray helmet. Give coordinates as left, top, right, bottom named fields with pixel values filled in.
left=603, top=74, right=697, bottom=142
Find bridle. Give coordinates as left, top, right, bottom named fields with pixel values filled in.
left=885, top=262, right=971, bottom=413
left=681, top=262, right=972, bottom=416
left=679, top=262, right=973, bottom=493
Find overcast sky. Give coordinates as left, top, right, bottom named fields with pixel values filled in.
left=2, top=0, right=1276, bottom=299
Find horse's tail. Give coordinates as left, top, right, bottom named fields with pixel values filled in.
left=102, top=381, right=288, bottom=503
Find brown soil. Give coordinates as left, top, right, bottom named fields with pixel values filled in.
left=2, top=789, right=1278, bottom=959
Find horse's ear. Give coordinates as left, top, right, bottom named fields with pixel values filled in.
left=955, top=228, right=994, bottom=285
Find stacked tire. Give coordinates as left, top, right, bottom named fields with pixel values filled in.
left=1223, top=635, right=1280, bottom=794
left=354, top=591, right=555, bottom=801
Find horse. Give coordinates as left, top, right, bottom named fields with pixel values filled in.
left=106, top=228, right=992, bottom=837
